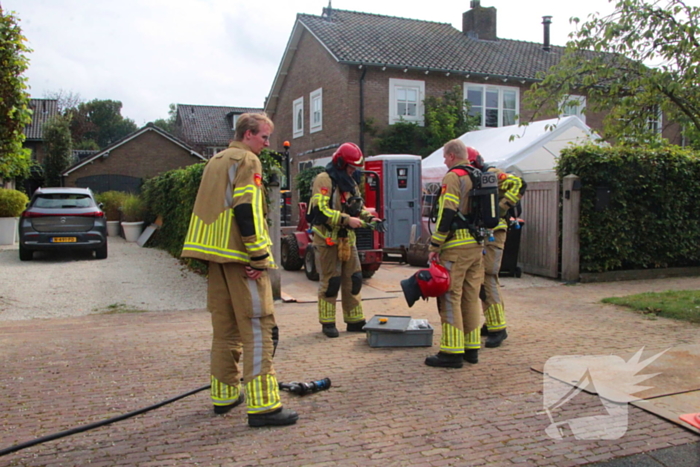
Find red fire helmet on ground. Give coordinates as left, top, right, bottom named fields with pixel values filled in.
left=400, top=259, right=451, bottom=307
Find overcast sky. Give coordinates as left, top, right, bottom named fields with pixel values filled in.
left=7, top=0, right=631, bottom=126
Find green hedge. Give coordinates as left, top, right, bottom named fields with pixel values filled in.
left=140, top=151, right=281, bottom=275
left=141, top=162, right=206, bottom=272
left=556, top=144, right=700, bottom=272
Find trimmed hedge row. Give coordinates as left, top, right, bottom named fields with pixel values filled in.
left=556, top=144, right=700, bottom=273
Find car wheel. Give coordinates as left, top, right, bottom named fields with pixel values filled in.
left=19, top=245, right=33, bottom=261
left=95, top=243, right=108, bottom=260
left=304, top=246, right=319, bottom=281
left=280, top=234, right=303, bottom=271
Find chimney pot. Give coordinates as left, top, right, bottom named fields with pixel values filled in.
left=542, top=16, right=552, bottom=52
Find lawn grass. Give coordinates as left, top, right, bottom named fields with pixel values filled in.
left=602, top=290, right=700, bottom=323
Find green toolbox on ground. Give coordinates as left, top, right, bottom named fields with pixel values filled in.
left=363, top=315, right=433, bottom=348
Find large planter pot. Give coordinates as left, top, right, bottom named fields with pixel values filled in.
left=0, top=217, right=18, bottom=245
left=107, top=220, right=120, bottom=237
left=121, top=221, right=144, bottom=242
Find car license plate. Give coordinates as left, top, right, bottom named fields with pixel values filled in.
left=51, top=237, right=77, bottom=243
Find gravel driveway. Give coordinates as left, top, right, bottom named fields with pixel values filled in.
left=0, top=236, right=207, bottom=321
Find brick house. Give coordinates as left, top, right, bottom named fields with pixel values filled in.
left=264, top=2, right=683, bottom=193
left=174, top=104, right=263, bottom=159
left=62, top=123, right=205, bottom=193
left=23, top=98, right=59, bottom=164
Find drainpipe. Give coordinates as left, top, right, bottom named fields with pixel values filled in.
left=542, top=16, right=552, bottom=52
left=359, top=65, right=367, bottom=154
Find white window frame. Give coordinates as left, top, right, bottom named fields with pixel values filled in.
left=389, top=78, right=425, bottom=125
left=298, top=160, right=313, bottom=171
left=310, top=88, right=323, bottom=133
left=464, top=84, right=519, bottom=129
left=293, top=97, right=304, bottom=139
left=647, top=106, right=663, bottom=135
left=231, top=114, right=240, bottom=130
left=560, top=95, right=587, bottom=123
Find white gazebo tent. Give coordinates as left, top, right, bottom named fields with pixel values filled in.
left=421, top=116, right=601, bottom=187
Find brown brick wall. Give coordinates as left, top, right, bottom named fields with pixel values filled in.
left=64, top=130, right=202, bottom=187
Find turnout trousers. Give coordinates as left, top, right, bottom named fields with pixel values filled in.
left=208, top=262, right=282, bottom=415
left=482, top=229, right=507, bottom=332
left=314, top=241, right=365, bottom=325
left=437, top=245, right=484, bottom=354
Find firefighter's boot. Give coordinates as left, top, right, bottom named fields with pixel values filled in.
left=424, top=352, right=463, bottom=368
left=322, top=323, right=339, bottom=338
left=480, top=323, right=489, bottom=336
left=485, top=329, right=508, bottom=348
left=463, top=349, right=479, bottom=364
left=346, top=320, right=366, bottom=332
left=213, top=393, right=245, bottom=415
left=248, top=407, right=299, bottom=427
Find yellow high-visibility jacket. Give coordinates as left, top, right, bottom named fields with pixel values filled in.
left=181, top=141, right=274, bottom=269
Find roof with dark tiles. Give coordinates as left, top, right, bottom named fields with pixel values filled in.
left=176, top=104, right=263, bottom=146
left=297, top=9, right=568, bottom=80
left=24, top=99, right=59, bottom=141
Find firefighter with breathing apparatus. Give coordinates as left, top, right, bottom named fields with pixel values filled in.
left=466, top=147, right=526, bottom=348
left=307, top=142, right=387, bottom=338
left=415, top=138, right=485, bottom=368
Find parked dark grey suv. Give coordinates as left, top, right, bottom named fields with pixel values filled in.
left=18, top=187, right=108, bottom=261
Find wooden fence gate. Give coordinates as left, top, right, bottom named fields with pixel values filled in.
left=518, top=177, right=560, bottom=278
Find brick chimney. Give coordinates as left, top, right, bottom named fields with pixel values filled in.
left=462, top=0, right=497, bottom=41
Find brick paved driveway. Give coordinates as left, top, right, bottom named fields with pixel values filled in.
left=1, top=275, right=699, bottom=466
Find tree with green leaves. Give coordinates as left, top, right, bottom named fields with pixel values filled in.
left=66, top=99, right=138, bottom=149
left=523, top=0, right=700, bottom=146
left=42, top=115, right=73, bottom=187
left=153, top=103, right=177, bottom=133
left=423, top=85, right=478, bottom=151
left=0, top=7, right=32, bottom=184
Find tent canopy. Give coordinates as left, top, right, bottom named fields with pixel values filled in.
left=421, top=116, right=601, bottom=186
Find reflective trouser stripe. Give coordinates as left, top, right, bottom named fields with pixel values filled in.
left=482, top=229, right=506, bottom=329
left=465, top=328, right=481, bottom=350
left=211, top=374, right=242, bottom=406
left=437, top=248, right=483, bottom=352
left=484, top=303, right=507, bottom=331
left=245, top=374, right=282, bottom=414
left=440, top=322, right=464, bottom=354
left=319, top=299, right=336, bottom=323
left=316, top=241, right=364, bottom=324
left=208, top=262, right=279, bottom=414
left=345, top=305, right=364, bottom=323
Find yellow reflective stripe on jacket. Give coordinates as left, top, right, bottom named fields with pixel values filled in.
left=501, top=176, right=523, bottom=204
left=441, top=229, right=477, bottom=249
left=494, top=218, right=508, bottom=231
left=182, top=211, right=250, bottom=261
left=313, top=192, right=341, bottom=225
left=234, top=183, right=272, bottom=255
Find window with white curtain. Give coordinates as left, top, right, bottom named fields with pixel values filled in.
left=293, top=97, right=304, bottom=138
left=389, top=78, right=425, bottom=125
left=464, top=84, right=518, bottom=128
left=310, top=88, right=322, bottom=133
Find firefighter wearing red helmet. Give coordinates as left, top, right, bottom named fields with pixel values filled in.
left=474, top=154, right=526, bottom=348
left=307, top=142, right=384, bottom=338
left=424, top=139, right=485, bottom=368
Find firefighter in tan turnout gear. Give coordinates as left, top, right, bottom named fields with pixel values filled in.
left=466, top=147, right=525, bottom=348
left=181, top=113, right=298, bottom=427
left=307, top=142, right=386, bottom=338
left=425, top=139, right=485, bottom=368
